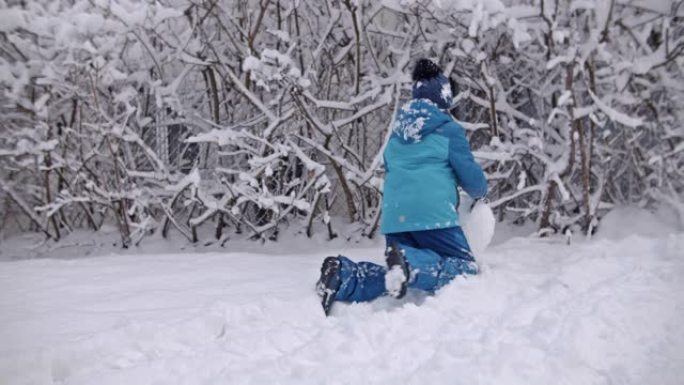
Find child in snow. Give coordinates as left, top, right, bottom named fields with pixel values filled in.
left=316, top=59, right=488, bottom=315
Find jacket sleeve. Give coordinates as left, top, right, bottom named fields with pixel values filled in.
left=446, top=122, right=488, bottom=199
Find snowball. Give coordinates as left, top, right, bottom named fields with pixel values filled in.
left=459, top=196, right=496, bottom=258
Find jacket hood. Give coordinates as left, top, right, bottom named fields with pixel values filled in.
left=392, top=99, right=452, bottom=144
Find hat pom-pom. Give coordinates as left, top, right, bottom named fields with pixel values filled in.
left=412, top=58, right=442, bottom=81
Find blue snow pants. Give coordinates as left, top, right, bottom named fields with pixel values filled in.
left=335, top=226, right=478, bottom=303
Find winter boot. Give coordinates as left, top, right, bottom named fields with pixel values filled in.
left=385, top=244, right=409, bottom=299
left=316, top=256, right=341, bottom=316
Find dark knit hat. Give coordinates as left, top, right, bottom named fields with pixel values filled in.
left=411, top=58, right=453, bottom=109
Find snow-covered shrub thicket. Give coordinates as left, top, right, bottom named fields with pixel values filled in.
left=0, top=0, right=682, bottom=246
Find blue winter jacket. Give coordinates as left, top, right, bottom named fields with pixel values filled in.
left=381, top=99, right=487, bottom=234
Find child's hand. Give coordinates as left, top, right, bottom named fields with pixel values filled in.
left=470, top=197, right=489, bottom=212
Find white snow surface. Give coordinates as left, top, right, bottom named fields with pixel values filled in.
left=1, top=222, right=683, bottom=384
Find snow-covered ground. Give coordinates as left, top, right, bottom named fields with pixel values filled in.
left=1, top=211, right=683, bottom=385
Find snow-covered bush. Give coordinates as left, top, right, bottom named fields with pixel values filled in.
left=0, top=0, right=682, bottom=245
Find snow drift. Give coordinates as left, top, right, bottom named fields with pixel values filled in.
left=1, top=230, right=683, bottom=385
